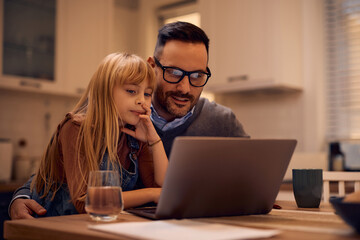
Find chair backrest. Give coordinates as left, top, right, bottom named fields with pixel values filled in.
left=323, top=171, right=360, bottom=203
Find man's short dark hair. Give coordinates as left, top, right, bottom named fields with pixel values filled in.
left=154, top=21, right=209, bottom=59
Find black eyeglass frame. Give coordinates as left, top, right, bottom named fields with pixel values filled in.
left=154, top=57, right=211, bottom=87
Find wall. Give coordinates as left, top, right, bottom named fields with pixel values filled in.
left=216, top=92, right=304, bottom=146
left=0, top=88, right=78, bottom=161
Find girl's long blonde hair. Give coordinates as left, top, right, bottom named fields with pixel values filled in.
left=32, top=53, right=155, bottom=203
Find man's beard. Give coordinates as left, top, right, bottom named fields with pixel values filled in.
left=155, top=84, right=197, bottom=119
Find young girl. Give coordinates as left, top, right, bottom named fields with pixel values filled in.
left=23, top=53, right=168, bottom=217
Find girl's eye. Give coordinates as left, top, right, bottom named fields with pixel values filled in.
left=145, top=92, right=152, bottom=97
left=126, top=90, right=136, bottom=94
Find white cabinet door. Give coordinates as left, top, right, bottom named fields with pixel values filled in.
left=0, top=0, right=114, bottom=96
left=0, top=0, right=61, bottom=94
left=200, top=0, right=303, bottom=93
left=56, top=0, right=113, bottom=96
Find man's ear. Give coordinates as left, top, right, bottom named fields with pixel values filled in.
left=147, top=57, right=155, bottom=68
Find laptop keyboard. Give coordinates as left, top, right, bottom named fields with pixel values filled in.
left=143, top=207, right=157, bottom=214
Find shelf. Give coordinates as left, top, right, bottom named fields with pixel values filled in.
left=205, top=79, right=302, bottom=94
left=0, top=82, right=81, bottom=99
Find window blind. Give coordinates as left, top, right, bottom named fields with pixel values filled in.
left=326, top=0, right=360, bottom=140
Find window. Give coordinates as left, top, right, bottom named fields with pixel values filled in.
left=325, top=0, right=360, bottom=140
left=157, top=1, right=199, bottom=27
left=164, top=12, right=200, bottom=26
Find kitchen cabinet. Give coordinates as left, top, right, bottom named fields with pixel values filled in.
left=200, top=0, right=303, bottom=93
left=57, top=0, right=113, bottom=96
left=0, top=0, right=114, bottom=97
left=0, top=0, right=58, bottom=93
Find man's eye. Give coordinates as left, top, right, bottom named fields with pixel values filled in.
left=191, top=72, right=205, bottom=79
left=168, top=69, right=183, bottom=77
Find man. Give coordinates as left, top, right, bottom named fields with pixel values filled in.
left=148, top=22, right=248, bottom=156
left=10, top=22, right=249, bottom=219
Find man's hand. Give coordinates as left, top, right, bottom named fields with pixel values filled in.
left=10, top=198, right=46, bottom=220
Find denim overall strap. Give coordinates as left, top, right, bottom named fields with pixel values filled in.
left=121, top=134, right=140, bottom=191
left=99, top=134, right=140, bottom=191
left=31, top=182, right=78, bottom=217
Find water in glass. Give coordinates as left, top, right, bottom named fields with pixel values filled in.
left=85, top=171, right=123, bottom=221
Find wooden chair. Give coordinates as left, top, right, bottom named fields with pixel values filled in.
left=323, top=171, right=360, bottom=203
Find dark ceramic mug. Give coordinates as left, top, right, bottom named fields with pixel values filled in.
left=292, top=169, right=323, bottom=208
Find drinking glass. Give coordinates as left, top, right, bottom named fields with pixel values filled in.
left=85, top=170, right=123, bottom=221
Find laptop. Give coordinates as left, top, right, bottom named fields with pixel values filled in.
left=127, top=137, right=297, bottom=219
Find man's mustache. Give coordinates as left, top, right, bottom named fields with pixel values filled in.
left=165, top=91, right=195, bottom=102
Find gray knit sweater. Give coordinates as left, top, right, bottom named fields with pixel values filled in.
left=155, top=98, right=250, bottom=156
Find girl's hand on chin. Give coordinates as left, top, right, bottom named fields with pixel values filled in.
left=121, top=103, right=159, bottom=143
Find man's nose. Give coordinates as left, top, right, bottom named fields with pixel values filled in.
left=176, top=75, right=191, bottom=93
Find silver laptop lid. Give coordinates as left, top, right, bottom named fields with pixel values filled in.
left=156, top=137, right=297, bottom=219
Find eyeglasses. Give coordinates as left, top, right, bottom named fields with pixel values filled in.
left=154, top=57, right=211, bottom=87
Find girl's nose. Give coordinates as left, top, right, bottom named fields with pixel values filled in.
left=136, top=97, right=144, bottom=105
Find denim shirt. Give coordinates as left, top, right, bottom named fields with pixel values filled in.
left=31, top=135, right=140, bottom=217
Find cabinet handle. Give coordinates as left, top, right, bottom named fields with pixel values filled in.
left=76, top=88, right=85, bottom=95
left=19, top=80, right=41, bottom=89
left=228, top=75, right=248, bottom=82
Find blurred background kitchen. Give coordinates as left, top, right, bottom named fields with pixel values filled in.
left=0, top=0, right=359, bottom=236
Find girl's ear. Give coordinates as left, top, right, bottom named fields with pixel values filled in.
left=147, top=57, right=155, bottom=68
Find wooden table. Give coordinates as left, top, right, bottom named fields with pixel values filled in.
left=3, top=200, right=360, bottom=240
left=0, top=182, right=25, bottom=193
